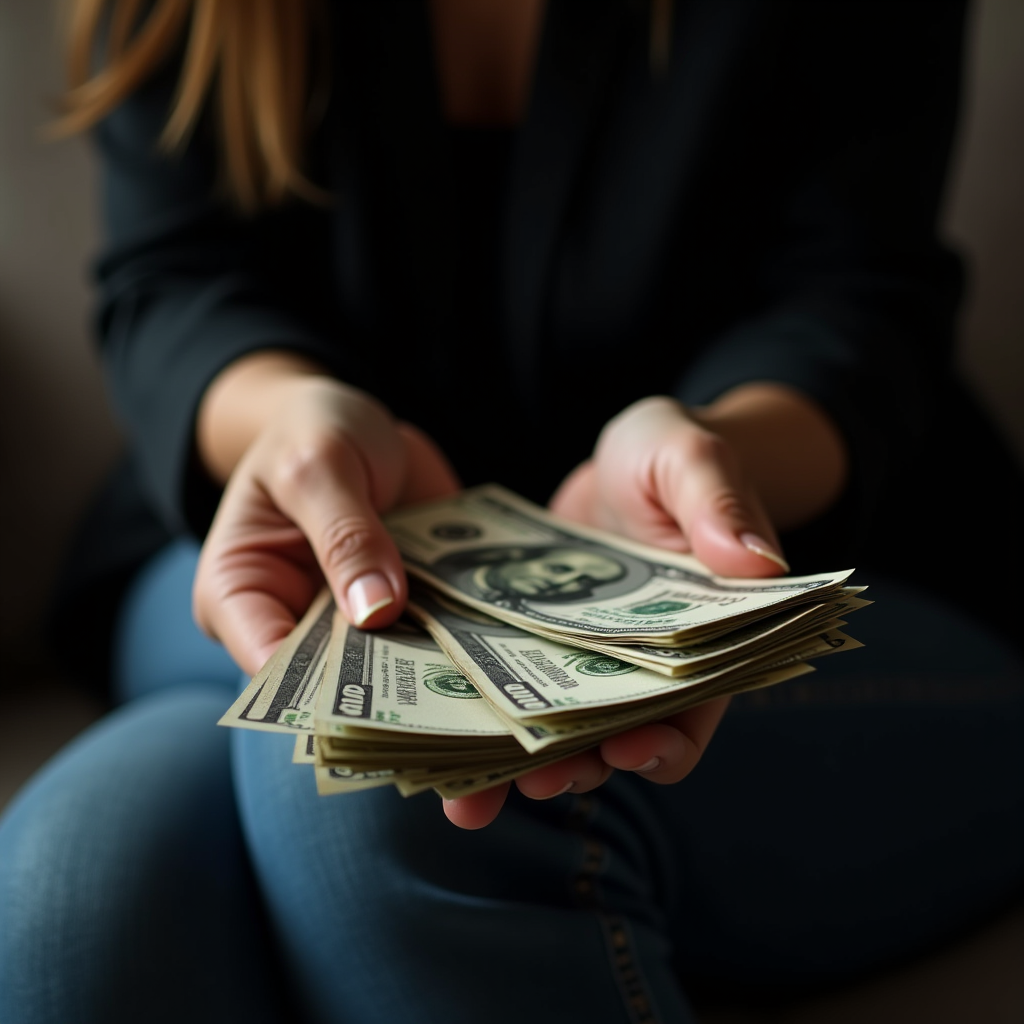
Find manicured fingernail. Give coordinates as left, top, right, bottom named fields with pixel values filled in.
left=347, top=572, right=394, bottom=625
left=632, top=757, right=661, bottom=774
left=540, top=782, right=575, bottom=800
left=739, top=533, right=790, bottom=572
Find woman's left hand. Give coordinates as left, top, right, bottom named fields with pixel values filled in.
left=442, top=394, right=795, bottom=829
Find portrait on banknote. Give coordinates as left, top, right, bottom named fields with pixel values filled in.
left=430, top=544, right=629, bottom=605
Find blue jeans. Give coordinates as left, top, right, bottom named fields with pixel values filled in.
left=1, top=540, right=1022, bottom=1023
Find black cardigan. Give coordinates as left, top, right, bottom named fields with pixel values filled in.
left=65, top=0, right=1022, bottom=658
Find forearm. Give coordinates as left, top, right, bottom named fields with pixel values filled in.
left=690, top=382, right=848, bottom=532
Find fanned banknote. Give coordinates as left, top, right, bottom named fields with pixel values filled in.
left=220, top=486, right=867, bottom=798
left=386, top=485, right=854, bottom=644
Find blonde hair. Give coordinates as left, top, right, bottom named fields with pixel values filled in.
left=57, top=0, right=323, bottom=212
left=57, top=1, right=674, bottom=212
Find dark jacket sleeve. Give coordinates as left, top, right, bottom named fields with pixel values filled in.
left=674, top=0, right=966, bottom=530
left=92, top=58, right=345, bottom=537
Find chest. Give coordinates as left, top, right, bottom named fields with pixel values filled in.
left=327, top=0, right=804, bottom=354
left=428, top=0, right=545, bottom=124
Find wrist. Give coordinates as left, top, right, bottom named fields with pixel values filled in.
left=197, top=350, right=334, bottom=483
left=689, top=383, right=848, bottom=530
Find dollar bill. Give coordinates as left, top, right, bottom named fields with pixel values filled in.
left=387, top=485, right=854, bottom=644
left=531, top=588, right=872, bottom=675
left=408, top=586, right=849, bottom=721
left=219, top=589, right=333, bottom=734
left=423, top=665, right=819, bottom=800
left=315, top=765, right=400, bottom=795
left=219, top=488, right=867, bottom=802
left=297, top=734, right=403, bottom=792
left=315, top=613, right=514, bottom=742
left=410, top=586, right=860, bottom=751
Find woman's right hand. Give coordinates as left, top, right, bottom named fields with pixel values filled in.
left=192, top=358, right=459, bottom=676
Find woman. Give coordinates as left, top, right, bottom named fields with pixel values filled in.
left=1, top=2, right=1021, bottom=1022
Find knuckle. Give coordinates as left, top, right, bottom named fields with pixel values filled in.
left=680, top=428, right=729, bottom=464
left=707, top=488, right=751, bottom=523
left=318, top=515, right=380, bottom=573
left=274, top=432, right=358, bottom=493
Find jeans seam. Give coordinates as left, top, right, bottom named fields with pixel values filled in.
left=566, top=793, right=663, bottom=1024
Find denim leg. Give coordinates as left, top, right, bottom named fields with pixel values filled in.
left=112, top=538, right=238, bottom=704
left=0, top=689, right=290, bottom=1024
left=233, top=726, right=697, bottom=1024
left=11, top=539, right=1018, bottom=1021
left=659, top=578, right=1024, bottom=996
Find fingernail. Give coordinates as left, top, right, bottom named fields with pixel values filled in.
left=739, top=532, right=790, bottom=572
left=632, top=757, right=661, bottom=774
left=540, top=782, right=575, bottom=800
left=347, top=572, right=394, bottom=625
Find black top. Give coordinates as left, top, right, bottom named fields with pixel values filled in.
left=65, top=0, right=1022, bottom=659
left=440, top=124, right=517, bottom=487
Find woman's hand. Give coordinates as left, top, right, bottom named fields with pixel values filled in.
left=550, top=394, right=791, bottom=573
left=193, top=357, right=459, bottom=676
left=442, top=696, right=732, bottom=830
left=443, top=387, right=848, bottom=829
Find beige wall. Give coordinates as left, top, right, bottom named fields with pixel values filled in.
left=0, top=2, right=121, bottom=650
left=1, top=0, right=1022, bottom=652
left=946, top=0, right=1024, bottom=457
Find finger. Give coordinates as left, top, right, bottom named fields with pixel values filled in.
left=194, top=481, right=323, bottom=674
left=661, top=695, right=731, bottom=752
left=266, top=433, right=407, bottom=628
left=196, top=556, right=318, bottom=676
left=204, top=589, right=301, bottom=677
left=600, top=697, right=731, bottom=785
left=442, top=783, right=510, bottom=829
left=580, top=397, right=692, bottom=548
left=515, top=750, right=613, bottom=800
left=657, top=431, right=788, bottom=577
left=599, top=723, right=691, bottom=784
left=549, top=461, right=599, bottom=524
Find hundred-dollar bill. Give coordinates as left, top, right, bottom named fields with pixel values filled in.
left=422, top=663, right=821, bottom=800
left=410, top=587, right=861, bottom=750
left=387, top=485, right=854, bottom=644
left=315, top=614, right=514, bottom=743
left=407, top=740, right=599, bottom=799
left=493, top=587, right=869, bottom=676
left=522, top=601, right=827, bottom=675
left=295, top=736, right=405, bottom=793
left=312, top=616, right=572, bottom=785
left=408, top=587, right=848, bottom=721
left=307, top=634, right=852, bottom=795
left=316, top=765, right=400, bottom=795
left=219, top=589, right=333, bottom=734
left=294, top=734, right=316, bottom=763
left=315, top=741, right=523, bottom=774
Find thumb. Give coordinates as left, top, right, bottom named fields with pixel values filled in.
left=269, top=433, right=408, bottom=628
left=660, top=436, right=788, bottom=578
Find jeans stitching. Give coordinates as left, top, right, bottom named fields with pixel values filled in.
left=566, top=793, right=662, bottom=1024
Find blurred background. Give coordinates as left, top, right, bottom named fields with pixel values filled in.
left=0, top=1, right=1021, bottom=1020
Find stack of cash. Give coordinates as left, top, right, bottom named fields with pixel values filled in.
left=221, top=486, right=868, bottom=798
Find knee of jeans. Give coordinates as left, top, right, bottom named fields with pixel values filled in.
left=113, top=539, right=239, bottom=702
left=0, top=777, right=111, bottom=1009
left=0, top=691, right=239, bottom=928
left=233, top=731, right=449, bottom=889
left=233, top=730, right=602, bottom=926
left=0, top=799, right=52, bottom=947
